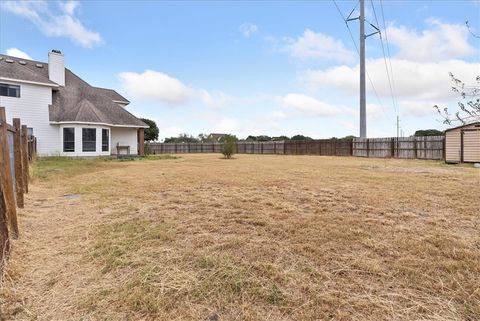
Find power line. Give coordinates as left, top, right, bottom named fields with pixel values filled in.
left=370, top=0, right=397, bottom=116
left=332, top=0, right=387, bottom=117
left=379, top=0, right=399, bottom=116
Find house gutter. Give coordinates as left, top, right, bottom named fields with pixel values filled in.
left=49, top=121, right=149, bottom=128
left=0, top=77, right=59, bottom=88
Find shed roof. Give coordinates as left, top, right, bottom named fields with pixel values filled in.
left=444, top=121, right=480, bottom=132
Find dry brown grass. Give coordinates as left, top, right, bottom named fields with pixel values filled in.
left=1, top=154, right=479, bottom=321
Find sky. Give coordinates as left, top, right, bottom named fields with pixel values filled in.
left=0, top=0, right=479, bottom=140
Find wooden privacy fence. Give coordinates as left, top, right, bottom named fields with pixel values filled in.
left=147, top=136, right=445, bottom=160
left=0, top=106, right=35, bottom=270
left=353, top=136, right=444, bottom=159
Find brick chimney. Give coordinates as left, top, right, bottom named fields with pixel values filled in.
left=48, top=50, right=65, bottom=86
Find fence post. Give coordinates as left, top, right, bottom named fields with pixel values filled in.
left=414, top=136, right=418, bottom=159
left=390, top=138, right=395, bottom=158
left=0, top=107, right=18, bottom=238
left=350, top=139, right=354, bottom=156
left=0, top=186, right=10, bottom=266
left=21, top=125, right=29, bottom=193
left=13, top=119, right=24, bottom=208
left=366, top=139, right=370, bottom=157
left=333, top=139, right=337, bottom=156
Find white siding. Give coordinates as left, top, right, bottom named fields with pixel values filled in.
left=0, top=81, right=60, bottom=156
left=111, top=127, right=138, bottom=155
left=60, top=124, right=111, bottom=157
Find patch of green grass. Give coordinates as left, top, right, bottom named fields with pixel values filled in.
left=141, top=154, right=180, bottom=160
left=32, top=156, right=116, bottom=180
left=32, top=155, right=180, bottom=180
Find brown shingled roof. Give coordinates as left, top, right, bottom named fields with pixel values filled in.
left=0, top=54, right=147, bottom=128
left=93, top=87, right=130, bottom=103
left=0, top=56, right=58, bottom=86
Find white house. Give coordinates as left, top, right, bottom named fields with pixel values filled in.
left=0, top=50, right=148, bottom=157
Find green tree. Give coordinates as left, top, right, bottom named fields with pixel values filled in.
left=219, top=134, right=238, bottom=143
left=164, top=133, right=199, bottom=143
left=272, top=136, right=290, bottom=141
left=140, top=118, right=159, bottom=142
left=414, top=129, right=444, bottom=137
left=221, top=134, right=237, bottom=159
left=290, top=134, right=313, bottom=141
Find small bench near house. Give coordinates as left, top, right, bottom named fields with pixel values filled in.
left=116, top=143, right=130, bottom=157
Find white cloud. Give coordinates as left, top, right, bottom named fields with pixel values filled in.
left=60, top=1, right=79, bottom=15
left=285, top=29, right=355, bottom=63
left=281, top=93, right=340, bottom=116
left=199, top=90, right=234, bottom=109
left=5, top=48, right=32, bottom=60
left=239, top=22, right=258, bottom=38
left=119, top=70, right=193, bottom=106
left=399, top=100, right=442, bottom=117
left=2, top=1, right=102, bottom=47
left=214, top=117, right=242, bottom=133
left=119, top=70, right=233, bottom=108
left=387, top=19, right=475, bottom=62
left=302, top=59, right=480, bottom=101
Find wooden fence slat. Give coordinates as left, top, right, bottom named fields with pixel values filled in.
left=0, top=185, right=10, bottom=268
left=13, top=119, right=24, bottom=208
left=146, top=136, right=445, bottom=160
left=0, top=107, right=18, bottom=238
left=22, top=125, right=29, bottom=193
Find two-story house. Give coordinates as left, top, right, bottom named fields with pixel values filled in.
left=0, top=50, right=148, bottom=157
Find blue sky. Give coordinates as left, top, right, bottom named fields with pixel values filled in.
left=1, top=1, right=479, bottom=140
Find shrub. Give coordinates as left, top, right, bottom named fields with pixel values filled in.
left=221, top=135, right=236, bottom=159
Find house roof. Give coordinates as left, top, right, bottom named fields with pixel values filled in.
left=0, top=56, right=58, bottom=86
left=0, top=54, right=147, bottom=128
left=444, top=121, right=480, bottom=132
left=93, top=87, right=130, bottom=104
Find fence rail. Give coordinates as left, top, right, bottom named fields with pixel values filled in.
left=147, top=136, right=445, bottom=160
left=1, top=107, right=36, bottom=271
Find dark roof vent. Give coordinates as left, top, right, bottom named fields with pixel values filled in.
left=19, top=60, right=27, bottom=65
left=35, top=63, right=43, bottom=68
left=5, top=59, right=14, bottom=63
left=51, top=49, right=62, bottom=54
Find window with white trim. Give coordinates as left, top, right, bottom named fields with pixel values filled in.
left=102, top=129, right=109, bottom=152
left=82, top=128, right=96, bottom=152
left=63, top=128, right=75, bottom=152
left=0, top=83, right=20, bottom=97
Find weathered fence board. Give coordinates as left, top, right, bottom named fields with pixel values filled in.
left=353, top=136, right=444, bottom=160
left=0, top=107, right=35, bottom=270
left=0, top=108, right=18, bottom=239
left=148, top=136, right=445, bottom=160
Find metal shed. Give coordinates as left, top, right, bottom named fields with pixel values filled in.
left=444, top=122, right=480, bottom=163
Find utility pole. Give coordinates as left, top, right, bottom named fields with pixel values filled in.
left=342, top=0, right=379, bottom=138
left=359, top=0, right=366, bottom=138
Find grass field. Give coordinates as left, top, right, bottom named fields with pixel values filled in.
left=1, top=154, right=479, bottom=321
